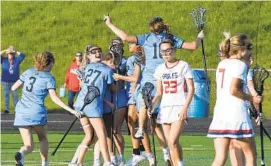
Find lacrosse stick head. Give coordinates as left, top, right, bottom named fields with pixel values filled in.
left=84, top=86, right=100, bottom=105
left=109, top=38, right=124, bottom=68
left=252, top=65, right=269, bottom=95
left=142, top=82, right=154, bottom=110
left=190, top=7, right=207, bottom=31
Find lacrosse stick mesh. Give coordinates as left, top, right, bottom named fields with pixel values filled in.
left=85, top=86, right=100, bottom=105
left=252, top=66, right=269, bottom=95
left=142, top=82, right=155, bottom=110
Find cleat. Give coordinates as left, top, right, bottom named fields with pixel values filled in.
left=15, top=152, right=23, bottom=166
left=125, top=154, right=146, bottom=166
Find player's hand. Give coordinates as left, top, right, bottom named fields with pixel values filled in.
left=179, top=108, right=188, bottom=122
left=103, top=15, right=111, bottom=25
left=252, top=95, right=263, bottom=104
left=255, top=115, right=260, bottom=126
left=63, top=83, right=67, bottom=88
left=147, top=109, right=154, bottom=118
left=71, top=110, right=83, bottom=119
left=197, top=30, right=204, bottom=39
left=113, top=73, right=120, bottom=81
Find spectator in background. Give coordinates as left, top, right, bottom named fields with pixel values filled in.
left=1, top=46, right=25, bottom=114
left=64, top=51, right=83, bottom=109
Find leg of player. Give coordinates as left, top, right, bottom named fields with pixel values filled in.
left=154, top=122, right=170, bottom=163
left=126, top=105, right=146, bottom=165
left=114, top=107, right=127, bottom=164
left=166, top=119, right=185, bottom=166
left=93, top=141, right=101, bottom=166
left=76, top=117, right=93, bottom=165
left=236, top=137, right=256, bottom=166
left=15, top=127, right=34, bottom=166
left=90, top=118, right=111, bottom=165
left=229, top=139, right=245, bottom=166
left=211, top=138, right=231, bottom=166
left=135, top=98, right=148, bottom=139
left=103, top=113, right=117, bottom=165
left=33, top=126, right=49, bottom=166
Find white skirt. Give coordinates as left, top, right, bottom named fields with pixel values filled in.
left=157, top=105, right=183, bottom=124
left=207, top=119, right=254, bottom=139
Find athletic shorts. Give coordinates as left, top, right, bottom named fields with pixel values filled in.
left=157, top=105, right=184, bottom=124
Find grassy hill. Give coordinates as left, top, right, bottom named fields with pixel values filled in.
left=1, top=1, right=271, bottom=118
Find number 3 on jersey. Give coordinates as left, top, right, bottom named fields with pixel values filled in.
left=163, top=80, right=177, bottom=93
left=218, top=68, right=225, bottom=88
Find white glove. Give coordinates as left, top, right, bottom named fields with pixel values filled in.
left=223, top=31, right=231, bottom=39
left=197, top=30, right=204, bottom=39
left=70, top=110, right=83, bottom=119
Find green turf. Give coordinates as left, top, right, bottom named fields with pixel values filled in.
left=1, top=133, right=270, bottom=166
left=1, top=1, right=271, bottom=118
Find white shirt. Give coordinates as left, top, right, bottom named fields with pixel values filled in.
left=154, top=61, right=193, bottom=107
left=214, top=59, right=250, bottom=122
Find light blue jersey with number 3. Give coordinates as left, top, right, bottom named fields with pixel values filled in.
left=74, top=62, right=114, bottom=118
left=14, top=68, right=56, bottom=126
left=136, top=32, right=184, bottom=95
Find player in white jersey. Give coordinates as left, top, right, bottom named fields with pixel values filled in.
left=207, top=34, right=262, bottom=166
left=11, top=52, right=81, bottom=166
left=152, top=39, right=195, bottom=166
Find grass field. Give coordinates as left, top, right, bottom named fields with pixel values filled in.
left=1, top=133, right=271, bottom=166
left=1, top=1, right=271, bottom=118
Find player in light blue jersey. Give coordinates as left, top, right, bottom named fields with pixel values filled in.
left=113, top=43, right=148, bottom=165
left=11, top=51, right=81, bottom=166
left=73, top=45, right=115, bottom=166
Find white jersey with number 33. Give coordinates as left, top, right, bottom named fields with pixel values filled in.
left=154, top=61, right=193, bottom=107
left=214, top=59, right=249, bottom=122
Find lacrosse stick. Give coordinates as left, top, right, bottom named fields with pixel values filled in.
left=190, top=7, right=209, bottom=91
left=142, top=82, right=157, bottom=166
left=51, top=86, right=100, bottom=156
left=109, top=39, right=124, bottom=153
left=247, top=104, right=271, bottom=141
left=252, top=65, right=269, bottom=166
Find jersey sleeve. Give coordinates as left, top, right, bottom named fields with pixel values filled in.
left=182, top=62, right=193, bottom=79
left=232, top=61, right=247, bottom=81
left=136, top=34, right=147, bottom=46
left=173, top=35, right=184, bottom=49
left=19, top=69, right=29, bottom=82
left=154, top=65, right=162, bottom=80
left=47, top=76, right=56, bottom=90
left=17, top=53, right=26, bottom=64
left=106, top=68, right=114, bottom=85
left=247, top=69, right=253, bottom=81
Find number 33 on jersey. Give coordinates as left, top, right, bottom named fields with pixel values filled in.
left=154, top=61, right=193, bottom=107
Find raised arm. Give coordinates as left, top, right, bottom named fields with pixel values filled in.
left=182, top=30, right=204, bottom=50
left=48, top=89, right=82, bottom=118
left=104, top=15, right=137, bottom=43
left=1, top=49, right=7, bottom=56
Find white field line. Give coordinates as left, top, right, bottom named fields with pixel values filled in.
left=1, top=161, right=68, bottom=165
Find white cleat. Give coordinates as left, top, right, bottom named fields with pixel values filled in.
left=125, top=154, right=146, bottom=166
left=134, top=128, right=144, bottom=139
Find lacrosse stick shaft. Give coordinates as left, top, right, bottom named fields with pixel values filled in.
left=200, top=39, right=209, bottom=90
left=259, top=103, right=265, bottom=166
left=51, top=117, right=77, bottom=156
left=149, top=117, right=157, bottom=166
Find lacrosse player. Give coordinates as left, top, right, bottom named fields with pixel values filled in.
left=73, top=45, right=115, bottom=166
left=12, top=51, right=81, bottom=166
left=151, top=39, right=195, bottom=166
left=218, top=40, right=259, bottom=166
left=113, top=43, right=148, bottom=165
left=207, top=34, right=262, bottom=166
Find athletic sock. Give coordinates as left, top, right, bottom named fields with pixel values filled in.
left=41, top=160, right=48, bottom=166
left=71, top=145, right=80, bottom=163
left=177, top=161, right=185, bottom=166
left=133, top=149, right=140, bottom=155
left=162, top=148, right=169, bottom=154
